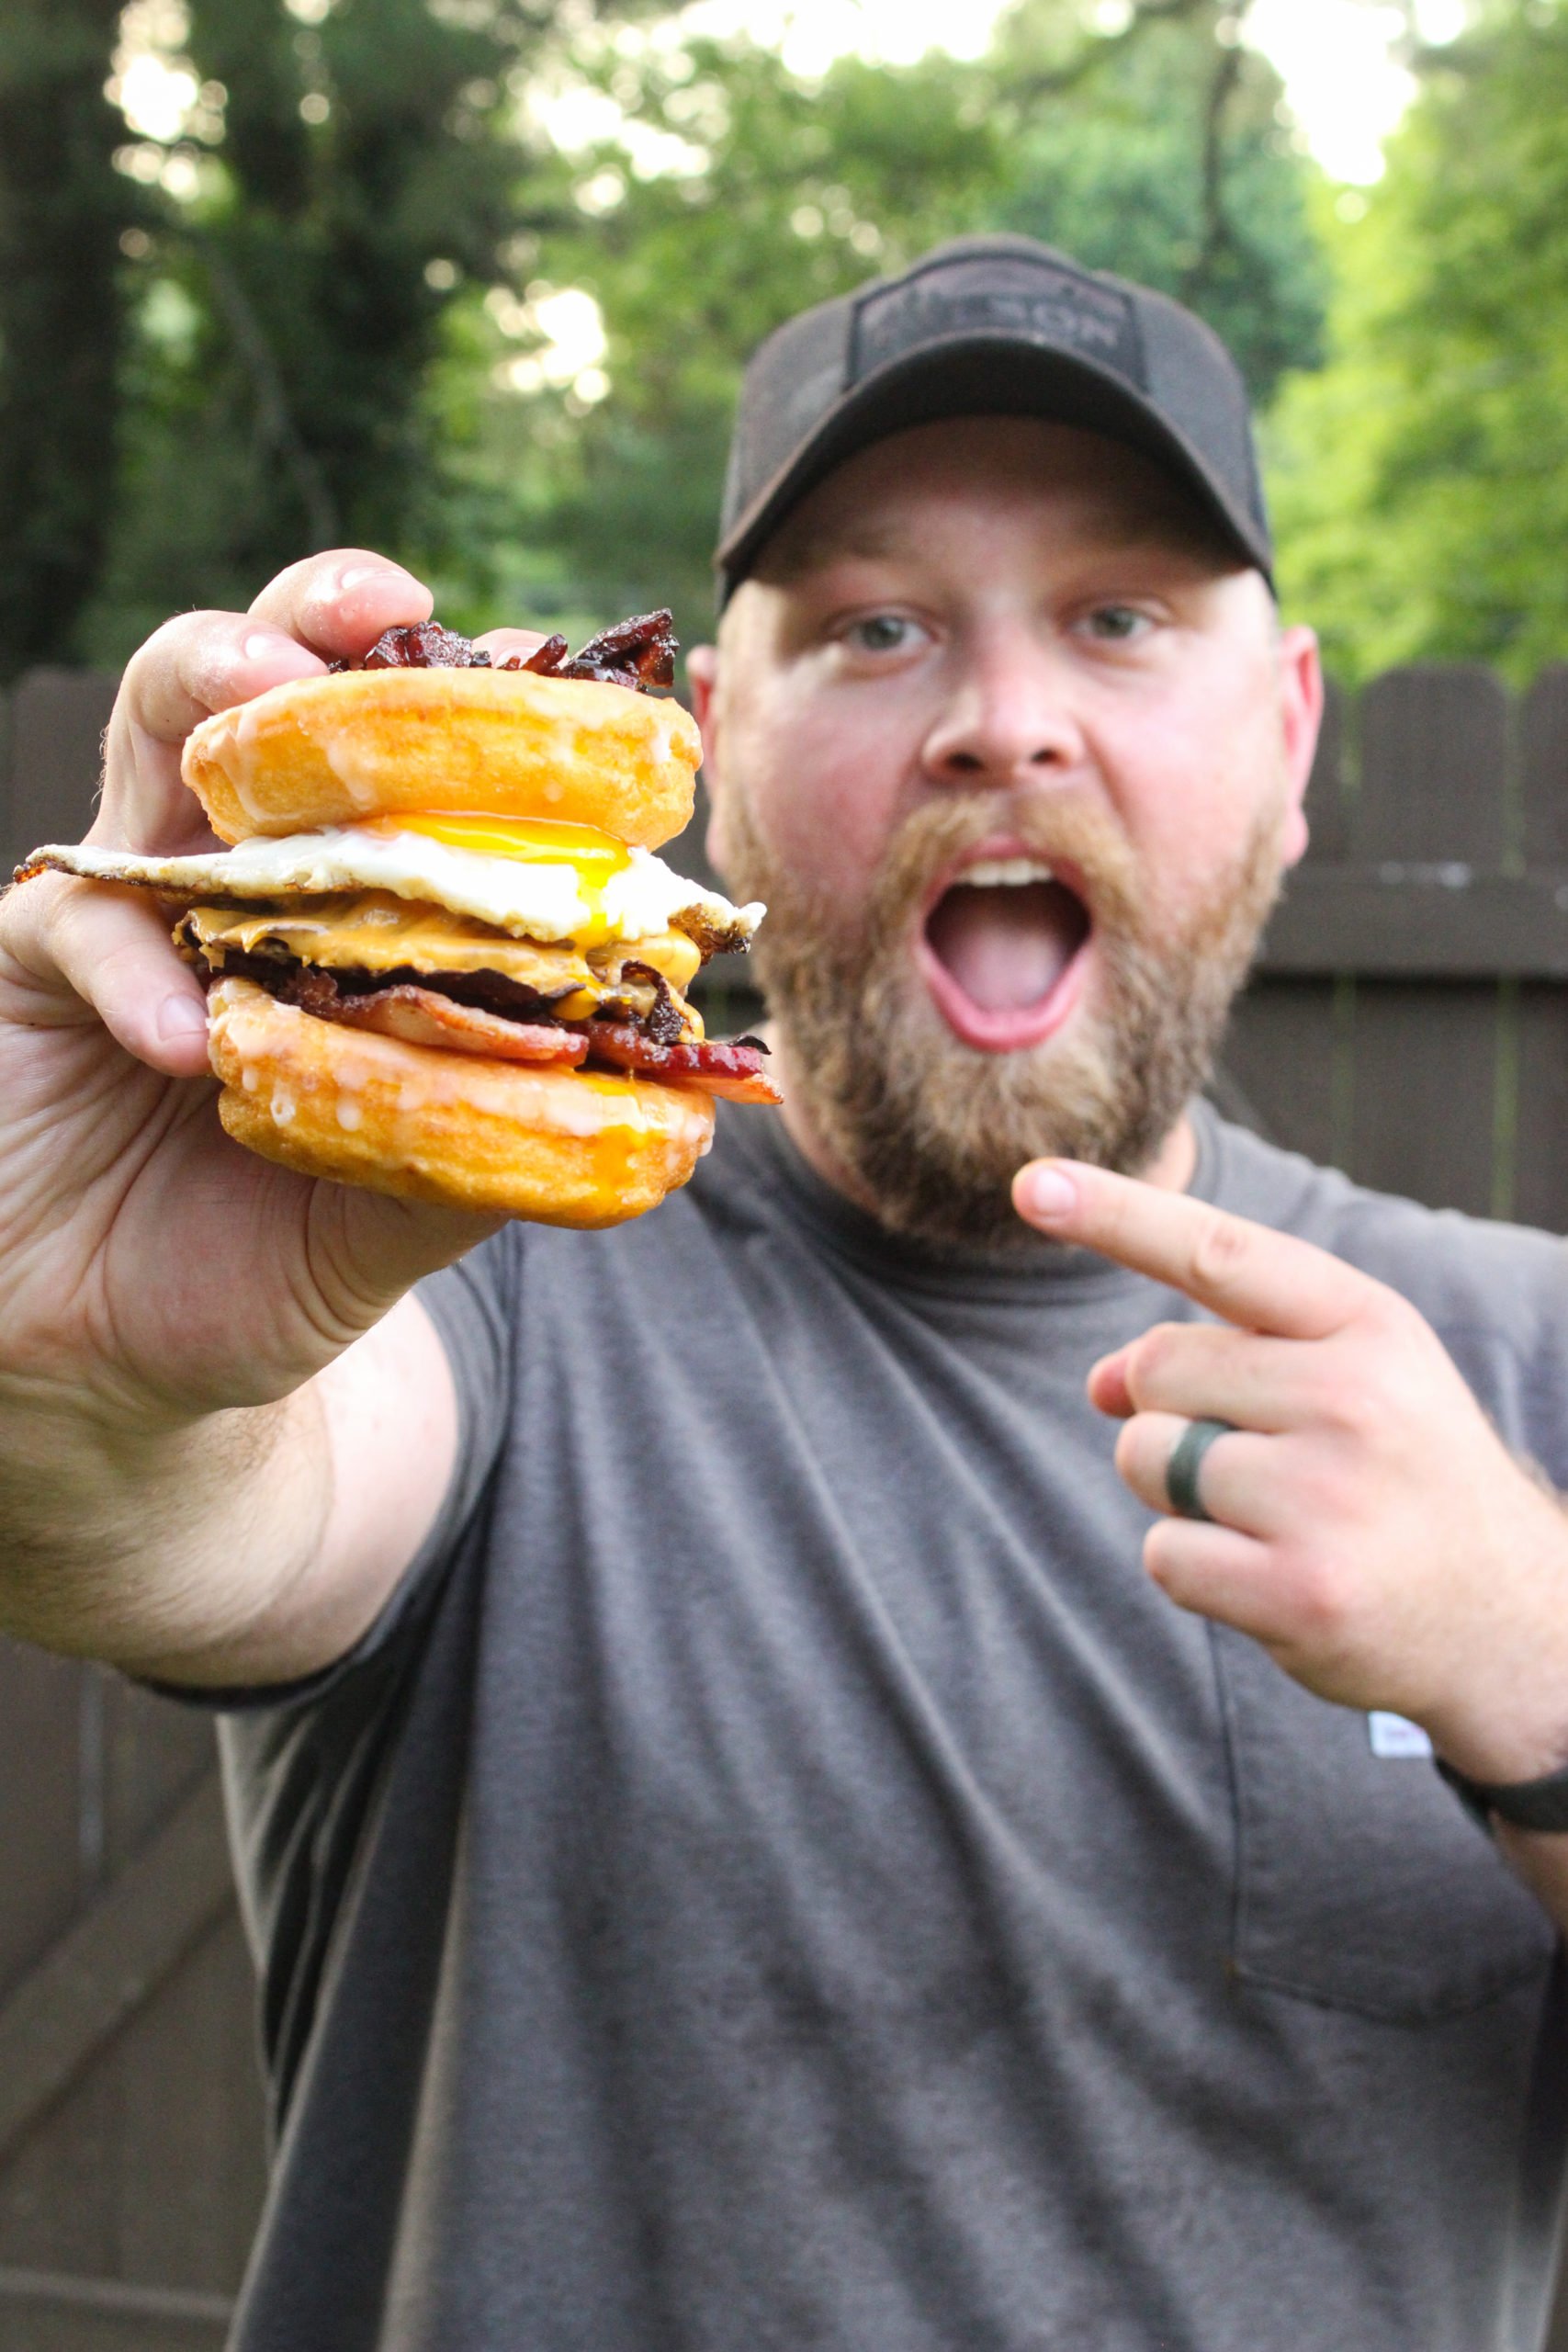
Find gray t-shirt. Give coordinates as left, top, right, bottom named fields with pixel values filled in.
left=218, top=1102, right=1568, bottom=2352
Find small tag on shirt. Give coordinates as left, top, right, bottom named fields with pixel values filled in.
left=1368, top=1711, right=1434, bottom=1760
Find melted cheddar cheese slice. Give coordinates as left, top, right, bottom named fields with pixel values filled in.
left=178, top=896, right=705, bottom=1033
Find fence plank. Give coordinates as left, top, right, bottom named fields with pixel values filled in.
left=0, top=2067, right=121, bottom=2288
left=1516, top=985, right=1568, bottom=1235
left=1259, top=870, right=1568, bottom=978
left=1222, top=981, right=1340, bottom=1167
left=102, top=1677, right=218, bottom=1876
left=1520, top=666, right=1568, bottom=868
left=109, top=1918, right=265, bottom=2293
left=0, top=2266, right=231, bottom=2327
left=0, top=1645, right=85, bottom=2005
left=0, top=2265, right=230, bottom=2352
left=1353, top=665, right=1508, bottom=865
left=1347, top=668, right=1509, bottom=1216
left=2, top=671, right=118, bottom=875
left=0, top=1924, right=264, bottom=2305
left=0, top=1776, right=233, bottom=2166
left=1350, top=983, right=1502, bottom=1216
left=1512, top=669, right=1568, bottom=1233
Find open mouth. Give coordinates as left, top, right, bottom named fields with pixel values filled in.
left=919, top=849, right=1093, bottom=1053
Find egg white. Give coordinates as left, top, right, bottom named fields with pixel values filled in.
left=30, top=826, right=763, bottom=949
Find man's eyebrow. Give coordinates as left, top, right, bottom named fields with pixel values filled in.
left=759, top=517, right=908, bottom=582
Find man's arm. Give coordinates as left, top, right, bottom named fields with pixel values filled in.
left=0, top=1294, right=457, bottom=1686
left=0, top=551, right=493, bottom=1683
left=1014, top=1154, right=1568, bottom=1937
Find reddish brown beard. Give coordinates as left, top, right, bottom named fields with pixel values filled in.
left=720, top=786, right=1288, bottom=1250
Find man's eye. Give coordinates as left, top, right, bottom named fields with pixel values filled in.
left=1081, top=605, right=1151, bottom=643
left=844, top=614, right=919, bottom=654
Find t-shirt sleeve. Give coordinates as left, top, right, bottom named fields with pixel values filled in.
left=148, top=1227, right=519, bottom=1715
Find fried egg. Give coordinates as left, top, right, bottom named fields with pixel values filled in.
left=22, top=823, right=763, bottom=952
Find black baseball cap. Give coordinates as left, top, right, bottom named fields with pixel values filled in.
left=715, top=233, right=1272, bottom=604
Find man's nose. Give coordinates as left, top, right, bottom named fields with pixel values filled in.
left=920, top=640, right=1085, bottom=786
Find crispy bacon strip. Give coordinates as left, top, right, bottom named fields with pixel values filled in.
left=559, top=612, right=677, bottom=691
left=332, top=984, right=588, bottom=1066
left=500, top=611, right=676, bottom=690
left=580, top=1021, right=781, bottom=1103
left=336, top=612, right=678, bottom=695
left=518, top=633, right=570, bottom=674
left=336, top=622, right=490, bottom=672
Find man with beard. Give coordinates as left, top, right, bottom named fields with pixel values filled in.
left=6, top=236, right=1568, bottom=2351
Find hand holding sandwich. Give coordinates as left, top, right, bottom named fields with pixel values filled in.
left=0, top=557, right=498, bottom=1679
left=0, top=551, right=768, bottom=1683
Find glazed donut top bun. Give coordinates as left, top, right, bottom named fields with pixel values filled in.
left=185, top=663, right=701, bottom=851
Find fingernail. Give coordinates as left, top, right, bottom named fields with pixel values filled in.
left=337, top=561, right=402, bottom=592
left=157, top=994, right=209, bottom=1043
left=1020, top=1165, right=1077, bottom=1221
left=242, top=628, right=315, bottom=668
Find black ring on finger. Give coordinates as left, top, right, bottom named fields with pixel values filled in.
left=1165, top=1418, right=1236, bottom=1523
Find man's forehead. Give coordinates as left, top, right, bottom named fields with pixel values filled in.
left=753, top=415, right=1231, bottom=584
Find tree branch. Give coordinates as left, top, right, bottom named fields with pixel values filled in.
left=1182, top=30, right=1244, bottom=298
left=187, top=234, right=339, bottom=549
left=1007, top=0, right=1219, bottom=104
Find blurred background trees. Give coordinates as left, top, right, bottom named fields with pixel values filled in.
left=1269, top=0, right=1568, bottom=685
left=0, top=0, right=132, bottom=670
left=0, top=0, right=1562, bottom=685
left=482, top=0, right=1324, bottom=639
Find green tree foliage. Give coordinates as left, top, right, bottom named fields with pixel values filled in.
left=990, top=7, right=1325, bottom=395
left=1269, top=1, right=1568, bottom=683
left=457, top=0, right=1324, bottom=648
left=4, top=0, right=1321, bottom=673
left=78, top=0, right=576, bottom=662
left=0, top=0, right=137, bottom=673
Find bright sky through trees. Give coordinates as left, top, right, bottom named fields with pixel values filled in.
left=110, top=0, right=1472, bottom=188
left=1246, top=0, right=1466, bottom=180
left=685, top=0, right=1470, bottom=181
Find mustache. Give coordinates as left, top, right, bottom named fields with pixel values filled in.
left=864, top=789, right=1142, bottom=942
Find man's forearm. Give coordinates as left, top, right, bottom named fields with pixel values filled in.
left=0, top=1296, right=459, bottom=1686
left=0, top=1379, right=331, bottom=1674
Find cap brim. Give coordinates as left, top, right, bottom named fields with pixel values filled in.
left=715, top=336, right=1272, bottom=601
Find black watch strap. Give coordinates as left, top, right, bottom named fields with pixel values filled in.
left=1437, top=1756, right=1568, bottom=1833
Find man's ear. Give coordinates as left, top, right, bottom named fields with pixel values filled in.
left=685, top=643, right=731, bottom=877
left=687, top=641, right=718, bottom=745
left=1277, top=624, right=1324, bottom=870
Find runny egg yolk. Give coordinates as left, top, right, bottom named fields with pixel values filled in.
left=363, top=813, right=631, bottom=876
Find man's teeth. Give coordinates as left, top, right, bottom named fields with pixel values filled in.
left=953, top=857, right=1057, bottom=888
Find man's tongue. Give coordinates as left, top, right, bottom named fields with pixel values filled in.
left=925, top=880, right=1087, bottom=1012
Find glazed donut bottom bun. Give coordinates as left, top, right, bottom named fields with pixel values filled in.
left=208, top=978, right=715, bottom=1227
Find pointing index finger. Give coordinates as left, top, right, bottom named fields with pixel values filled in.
left=1012, top=1159, right=1373, bottom=1339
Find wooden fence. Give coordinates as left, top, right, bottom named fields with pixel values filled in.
left=3, top=661, right=1568, bottom=2346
